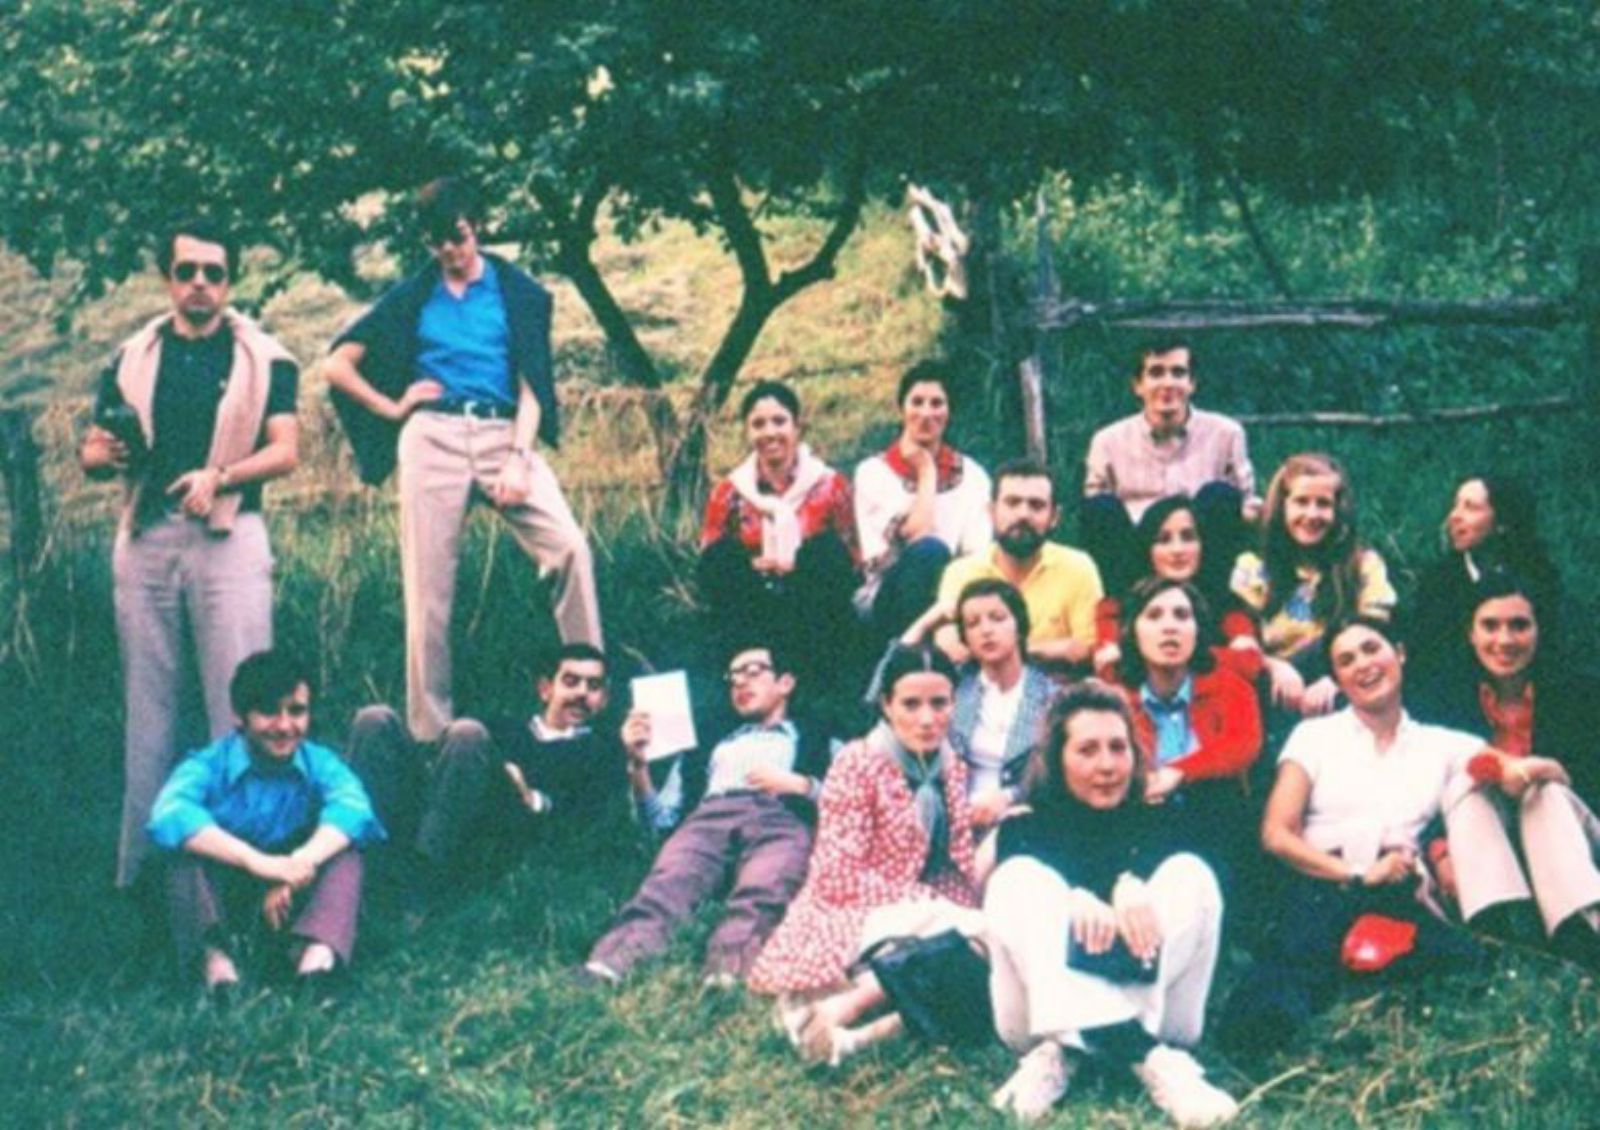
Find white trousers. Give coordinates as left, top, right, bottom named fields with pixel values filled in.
left=985, top=853, right=1223, bottom=1054
left=1446, top=782, right=1600, bottom=933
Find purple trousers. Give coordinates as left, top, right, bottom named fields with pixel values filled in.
left=165, top=849, right=364, bottom=977
left=589, top=793, right=813, bottom=978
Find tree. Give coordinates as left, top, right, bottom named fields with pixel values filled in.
left=3, top=2, right=1597, bottom=505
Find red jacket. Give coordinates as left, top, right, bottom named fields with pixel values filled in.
left=1118, top=666, right=1263, bottom=784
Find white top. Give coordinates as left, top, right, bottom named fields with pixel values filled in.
left=1083, top=408, right=1256, bottom=522
left=853, top=452, right=992, bottom=564
left=966, top=673, right=1024, bottom=796
left=1279, top=709, right=1482, bottom=870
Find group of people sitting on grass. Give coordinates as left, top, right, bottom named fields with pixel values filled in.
left=95, top=192, right=1598, bottom=1128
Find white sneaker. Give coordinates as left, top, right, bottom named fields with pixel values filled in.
left=991, top=1040, right=1075, bottom=1122
left=1134, top=1046, right=1239, bottom=1128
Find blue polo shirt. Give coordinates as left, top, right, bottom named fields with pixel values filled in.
left=415, top=263, right=514, bottom=405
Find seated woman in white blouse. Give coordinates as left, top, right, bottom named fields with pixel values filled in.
left=1223, top=617, right=1483, bottom=1053
left=948, top=579, right=1059, bottom=831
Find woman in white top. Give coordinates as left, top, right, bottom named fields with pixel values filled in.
left=854, top=361, right=991, bottom=639
left=1222, top=616, right=1483, bottom=1053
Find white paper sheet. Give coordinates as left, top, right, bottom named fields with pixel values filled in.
left=630, top=670, right=698, bottom=761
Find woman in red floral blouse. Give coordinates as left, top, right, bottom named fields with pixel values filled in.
left=749, top=645, right=981, bottom=1064
left=697, top=380, right=859, bottom=679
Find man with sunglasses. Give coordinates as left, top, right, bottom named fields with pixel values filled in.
left=580, top=643, right=831, bottom=986
left=80, top=216, right=301, bottom=893
left=326, top=176, right=601, bottom=743
left=1080, top=341, right=1260, bottom=595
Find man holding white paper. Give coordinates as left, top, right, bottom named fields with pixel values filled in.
left=583, top=643, right=831, bottom=985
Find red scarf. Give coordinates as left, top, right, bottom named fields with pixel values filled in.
left=883, top=441, right=964, bottom=492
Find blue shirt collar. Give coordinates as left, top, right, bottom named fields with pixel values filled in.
left=728, top=718, right=798, bottom=741
left=1141, top=676, right=1194, bottom=715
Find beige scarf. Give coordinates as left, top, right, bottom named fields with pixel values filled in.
left=726, top=443, right=833, bottom=569
left=114, top=308, right=292, bottom=535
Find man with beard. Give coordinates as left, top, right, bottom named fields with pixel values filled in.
left=80, top=216, right=301, bottom=894
left=932, top=459, right=1103, bottom=669
left=348, top=643, right=624, bottom=925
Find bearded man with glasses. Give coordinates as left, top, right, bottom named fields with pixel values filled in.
left=326, top=176, right=601, bottom=743
left=80, top=216, right=301, bottom=893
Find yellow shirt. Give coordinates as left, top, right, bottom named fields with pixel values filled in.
left=937, top=542, right=1104, bottom=646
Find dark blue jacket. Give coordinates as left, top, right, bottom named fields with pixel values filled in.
left=330, top=252, right=558, bottom=485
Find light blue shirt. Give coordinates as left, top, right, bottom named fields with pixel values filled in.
left=639, top=720, right=804, bottom=833
left=1141, top=677, right=1197, bottom=766
left=147, top=732, right=385, bottom=853
left=416, top=263, right=514, bottom=404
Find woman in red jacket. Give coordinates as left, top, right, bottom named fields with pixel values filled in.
left=1113, top=577, right=1263, bottom=886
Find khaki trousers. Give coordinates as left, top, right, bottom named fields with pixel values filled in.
left=397, top=411, right=601, bottom=741
left=1446, top=782, right=1600, bottom=933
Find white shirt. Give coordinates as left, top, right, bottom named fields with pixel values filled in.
left=966, top=673, right=1024, bottom=796
left=853, top=452, right=992, bottom=564
left=1279, top=708, right=1481, bottom=870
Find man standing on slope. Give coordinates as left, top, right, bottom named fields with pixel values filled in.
left=80, top=216, right=301, bottom=892
left=326, top=177, right=602, bottom=741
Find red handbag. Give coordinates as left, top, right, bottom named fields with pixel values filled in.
left=1341, top=914, right=1418, bottom=973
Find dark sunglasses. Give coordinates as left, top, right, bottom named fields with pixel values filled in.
left=172, top=261, right=228, bottom=285
left=424, top=223, right=473, bottom=248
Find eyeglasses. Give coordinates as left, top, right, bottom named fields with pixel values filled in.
left=172, top=261, right=228, bottom=285
left=1143, top=364, right=1191, bottom=379
left=725, top=660, right=774, bottom=683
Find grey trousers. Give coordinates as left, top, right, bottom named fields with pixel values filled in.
left=345, top=703, right=518, bottom=874
left=115, top=513, right=274, bottom=888
left=165, top=849, right=364, bottom=978
left=588, top=794, right=814, bottom=978
left=397, top=411, right=602, bottom=741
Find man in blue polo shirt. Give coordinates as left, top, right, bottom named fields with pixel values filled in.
left=327, top=177, right=603, bottom=741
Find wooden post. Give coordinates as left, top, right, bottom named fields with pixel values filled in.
left=1019, top=356, right=1048, bottom=463
left=0, top=408, right=42, bottom=581
left=1581, top=247, right=1600, bottom=411
left=1017, top=189, right=1058, bottom=464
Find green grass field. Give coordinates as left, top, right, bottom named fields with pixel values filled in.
left=4, top=193, right=1598, bottom=1127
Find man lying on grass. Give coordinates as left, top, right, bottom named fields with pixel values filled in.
left=582, top=642, right=831, bottom=987
left=145, top=651, right=385, bottom=1002
left=348, top=643, right=626, bottom=929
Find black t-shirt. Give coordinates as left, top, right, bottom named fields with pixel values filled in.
left=996, top=798, right=1179, bottom=901
left=95, top=323, right=298, bottom=517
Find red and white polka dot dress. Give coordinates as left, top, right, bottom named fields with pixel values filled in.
left=748, top=737, right=979, bottom=994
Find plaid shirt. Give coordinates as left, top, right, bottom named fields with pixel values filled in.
left=1084, top=408, right=1256, bottom=522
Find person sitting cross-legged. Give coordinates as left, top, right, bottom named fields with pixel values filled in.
left=582, top=642, right=831, bottom=986
left=146, top=650, right=384, bottom=1001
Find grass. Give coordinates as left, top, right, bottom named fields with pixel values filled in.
left=4, top=193, right=1600, bottom=1126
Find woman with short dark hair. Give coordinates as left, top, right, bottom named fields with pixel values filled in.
left=750, top=645, right=981, bottom=1064
left=698, top=380, right=859, bottom=674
